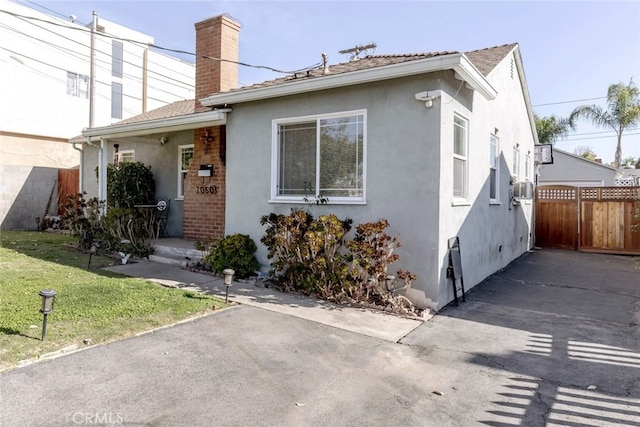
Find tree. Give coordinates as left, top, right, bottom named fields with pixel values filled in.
left=570, top=79, right=640, bottom=168
left=574, top=146, right=598, bottom=161
left=621, top=156, right=637, bottom=167
left=534, top=114, right=575, bottom=145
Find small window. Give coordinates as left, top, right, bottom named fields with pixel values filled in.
left=512, top=145, right=520, bottom=179
left=178, top=145, right=194, bottom=199
left=272, top=110, right=366, bottom=203
left=525, top=152, right=531, bottom=181
left=66, top=72, right=89, bottom=98
left=489, top=134, right=499, bottom=202
left=114, top=150, right=134, bottom=164
left=453, top=114, right=468, bottom=200
left=111, top=82, right=123, bottom=119
left=112, top=40, right=123, bottom=78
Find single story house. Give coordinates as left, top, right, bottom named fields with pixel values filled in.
left=80, top=15, right=537, bottom=310
left=538, top=147, right=628, bottom=187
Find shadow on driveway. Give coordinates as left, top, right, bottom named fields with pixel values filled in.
left=402, top=248, right=640, bottom=426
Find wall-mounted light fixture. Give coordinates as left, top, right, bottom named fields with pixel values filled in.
left=201, top=130, right=214, bottom=154
left=415, top=90, right=443, bottom=108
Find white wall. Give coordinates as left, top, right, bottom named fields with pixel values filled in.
left=0, top=0, right=194, bottom=142
left=222, top=68, right=534, bottom=309
left=436, top=50, right=535, bottom=307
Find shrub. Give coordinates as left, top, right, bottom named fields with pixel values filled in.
left=100, top=208, right=156, bottom=258
left=204, top=234, right=260, bottom=279
left=260, top=211, right=419, bottom=316
left=105, top=162, right=155, bottom=208
left=61, top=192, right=105, bottom=250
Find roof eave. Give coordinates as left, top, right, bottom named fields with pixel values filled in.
left=81, top=109, right=227, bottom=141
left=201, top=53, right=497, bottom=106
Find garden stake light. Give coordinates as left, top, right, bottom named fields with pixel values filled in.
left=38, top=289, right=57, bottom=341
left=223, top=269, right=235, bottom=304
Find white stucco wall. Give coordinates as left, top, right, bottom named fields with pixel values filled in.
left=224, top=74, right=448, bottom=305
left=223, top=64, right=535, bottom=309
left=436, top=51, right=535, bottom=307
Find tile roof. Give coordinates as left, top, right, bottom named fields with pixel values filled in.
left=464, top=43, right=518, bottom=76
left=103, top=43, right=517, bottom=127
left=114, top=99, right=195, bottom=125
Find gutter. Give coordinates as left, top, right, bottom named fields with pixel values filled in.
left=201, top=53, right=497, bottom=107
left=82, top=109, right=227, bottom=141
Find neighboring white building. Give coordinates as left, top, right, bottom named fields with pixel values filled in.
left=0, top=0, right=194, bottom=169
left=0, top=0, right=194, bottom=230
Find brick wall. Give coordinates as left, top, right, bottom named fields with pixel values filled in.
left=183, top=127, right=227, bottom=240
left=183, top=15, right=239, bottom=240
left=194, top=15, right=240, bottom=112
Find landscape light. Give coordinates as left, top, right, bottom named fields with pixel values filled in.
left=38, top=289, right=57, bottom=341
left=223, top=269, right=235, bottom=304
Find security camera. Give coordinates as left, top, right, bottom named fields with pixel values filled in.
left=424, top=99, right=433, bottom=108
left=70, top=15, right=77, bottom=23
left=159, top=136, right=168, bottom=145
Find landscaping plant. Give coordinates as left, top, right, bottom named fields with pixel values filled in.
left=261, top=210, right=419, bottom=316
left=203, top=234, right=260, bottom=279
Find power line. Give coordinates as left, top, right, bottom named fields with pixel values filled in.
left=0, top=8, right=323, bottom=75
left=532, top=96, right=607, bottom=107
left=2, top=12, right=195, bottom=94
left=562, top=132, right=640, bottom=142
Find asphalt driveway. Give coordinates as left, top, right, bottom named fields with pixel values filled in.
left=1, top=249, right=639, bottom=426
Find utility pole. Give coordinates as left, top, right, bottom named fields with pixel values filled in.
left=89, top=11, right=97, bottom=128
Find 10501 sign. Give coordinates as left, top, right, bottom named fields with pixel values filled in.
left=195, top=185, right=217, bottom=194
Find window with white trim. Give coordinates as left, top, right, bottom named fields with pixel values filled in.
left=178, top=144, right=194, bottom=199
left=453, top=114, right=468, bottom=200
left=512, top=145, right=520, bottom=179
left=489, top=134, right=499, bottom=202
left=272, top=110, right=366, bottom=203
left=66, top=72, right=88, bottom=98
left=114, top=150, right=134, bottom=164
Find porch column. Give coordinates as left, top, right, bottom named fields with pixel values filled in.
left=98, top=137, right=107, bottom=212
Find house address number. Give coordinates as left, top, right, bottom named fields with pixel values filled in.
left=195, top=185, right=218, bottom=194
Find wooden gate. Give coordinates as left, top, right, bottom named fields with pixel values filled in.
left=57, top=168, right=79, bottom=214
left=535, top=185, right=640, bottom=255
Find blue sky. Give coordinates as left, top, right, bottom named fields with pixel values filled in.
left=27, top=0, right=640, bottom=164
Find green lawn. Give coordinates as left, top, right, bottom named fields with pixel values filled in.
left=0, top=231, right=225, bottom=371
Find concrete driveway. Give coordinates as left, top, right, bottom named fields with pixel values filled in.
left=1, top=249, right=639, bottom=426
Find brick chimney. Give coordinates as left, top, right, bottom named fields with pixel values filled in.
left=194, top=15, right=240, bottom=111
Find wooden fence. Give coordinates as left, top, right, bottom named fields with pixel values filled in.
left=57, top=168, right=79, bottom=214
left=535, top=186, right=640, bottom=255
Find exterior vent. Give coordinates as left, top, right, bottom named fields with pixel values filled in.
left=513, top=181, right=534, bottom=199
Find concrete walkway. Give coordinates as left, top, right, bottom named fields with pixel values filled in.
left=104, top=260, right=424, bottom=343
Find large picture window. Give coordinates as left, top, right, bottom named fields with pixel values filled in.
left=178, top=145, right=194, bottom=199
left=272, top=110, right=366, bottom=203
left=453, top=114, right=468, bottom=200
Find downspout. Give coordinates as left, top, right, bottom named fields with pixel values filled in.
left=72, top=142, right=84, bottom=192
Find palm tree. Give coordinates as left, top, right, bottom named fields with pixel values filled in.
left=534, top=114, right=575, bottom=145
left=570, top=80, right=640, bottom=168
